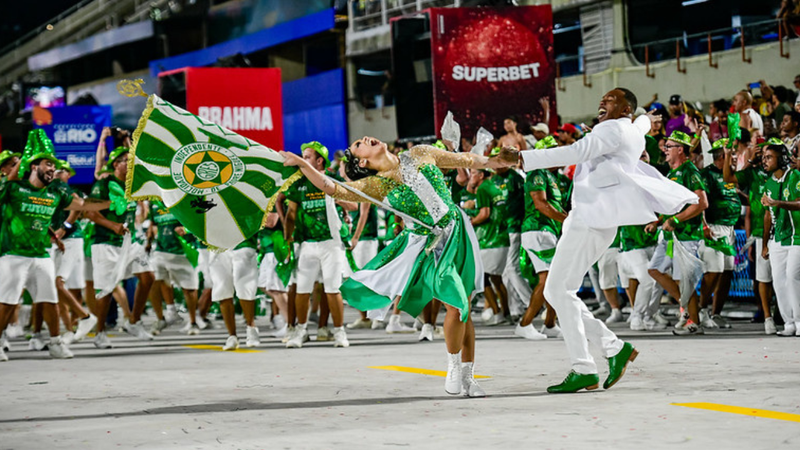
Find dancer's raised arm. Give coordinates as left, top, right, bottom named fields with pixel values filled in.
left=282, top=152, right=394, bottom=203
left=408, top=145, right=518, bottom=170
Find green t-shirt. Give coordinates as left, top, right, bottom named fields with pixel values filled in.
left=666, top=160, right=706, bottom=241
left=492, top=169, right=525, bottom=233
left=49, top=179, right=83, bottom=240
left=735, top=167, right=769, bottom=237
left=474, top=180, right=510, bottom=249
left=554, top=172, right=572, bottom=211
left=522, top=169, right=564, bottom=235
left=0, top=180, right=73, bottom=258
left=767, top=169, right=800, bottom=246
left=701, top=165, right=741, bottom=226
left=444, top=169, right=466, bottom=205
left=357, top=204, right=379, bottom=240
left=285, top=177, right=337, bottom=243
left=460, top=190, right=478, bottom=218
left=619, top=225, right=658, bottom=252
left=149, top=201, right=189, bottom=255
left=90, top=176, right=137, bottom=247
left=258, top=226, right=280, bottom=255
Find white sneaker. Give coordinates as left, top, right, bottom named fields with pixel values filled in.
left=672, top=323, right=705, bottom=336
left=48, top=337, right=74, bottom=359
left=371, top=319, right=387, bottom=330
left=653, top=311, right=670, bottom=325
left=0, top=346, right=7, bottom=362
left=674, top=310, right=690, bottom=329
left=222, top=335, right=239, bottom=351
left=413, top=318, right=423, bottom=331
left=445, top=352, right=462, bottom=395
left=711, top=314, right=731, bottom=329
left=6, top=323, right=24, bottom=338
left=164, top=308, right=181, bottom=325
left=485, top=313, right=509, bottom=326
left=150, top=319, right=167, bottom=336
left=514, top=323, right=547, bottom=340
left=764, top=317, right=777, bottom=335
left=418, top=323, right=434, bottom=342
left=272, top=315, right=287, bottom=330
left=1, top=332, right=9, bottom=352
left=540, top=324, right=562, bottom=338
left=778, top=323, right=797, bottom=336
left=333, top=327, right=350, bottom=348
left=93, top=332, right=112, bottom=349
left=592, top=303, right=611, bottom=317
left=386, top=315, right=415, bottom=333
left=461, top=362, right=486, bottom=398
left=316, top=326, right=332, bottom=342
left=699, top=309, right=718, bottom=329
left=346, top=318, right=372, bottom=329
left=644, top=318, right=667, bottom=331
left=29, top=333, right=47, bottom=351
left=61, top=331, right=76, bottom=346
left=286, top=326, right=309, bottom=348
left=272, top=324, right=288, bottom=339
left=480, top=309, right=493, bottom=322
left=129, top=321, right=154, bottom=341
left=187, top=323, right=201, bottom=336
left=282, top=326, right=295, bottom=343
left=196, top=316, right=208, bottom=330
left=630, top=316, right=646, bottom=331
left=246, top=326, right=260, bottom=347
left=74, top=314, right=97, bottom=342
left=605, top=309, right=624, bottom=324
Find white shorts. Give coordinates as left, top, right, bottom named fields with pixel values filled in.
left=754, top=237, right=772, bottom=283
left=296, top=240, right=345, bottom=294
left=51, top=238, right=86, bottom=290
left=196, top=248, right=214, bottom=290
left=597, top=247, right=620, bottom=290
left=210, top=247, right=258, bottom=301
left=480, top=247, right=508, bottom=276
left=258, top=253, right=288, bottom=292
left=352, top=239, right=379, bottom=269
left=619, top=247, right=656, bottom=282
left=0, top=255, right=58, bottom=305
left=521, top=230, right=558, bottom=273
left=92, top=242, right=152, bottom=295
left=617, top=252, right=633, bottom=289
left=699, top=224, right=735, bottom=273
left=648, top=238, right=701, bottom=281
left=152, top=251, right=199, bottom=290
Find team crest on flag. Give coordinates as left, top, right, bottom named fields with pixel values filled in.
left=126, top=95, right=300, bottom=250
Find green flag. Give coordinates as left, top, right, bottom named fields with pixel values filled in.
left=126, top=95, right=300, bottom=250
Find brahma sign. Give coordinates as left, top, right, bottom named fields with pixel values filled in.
left=182, top=67, right=284, bottom=150
left=429, top=6, right=556, bottom=139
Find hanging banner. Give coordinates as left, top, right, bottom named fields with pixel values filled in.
left=177, top=67, right=284, bottom=151
left=33, top=105, right=113, bottom=184
left=429, top=6, right=556, bottom=140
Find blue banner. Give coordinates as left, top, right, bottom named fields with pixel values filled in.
left=33, top=105, right=112, bottom=185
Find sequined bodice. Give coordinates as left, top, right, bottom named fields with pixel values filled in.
left=384, top=156, right=458, bottom=233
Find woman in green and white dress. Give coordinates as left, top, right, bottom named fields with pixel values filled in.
left=283, top=137, right=518, bottom=397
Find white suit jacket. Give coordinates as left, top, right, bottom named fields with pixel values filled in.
left=520, top=116, right=698, bottom=230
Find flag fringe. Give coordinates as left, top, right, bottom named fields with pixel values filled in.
left=263, top=168, right=303, bottom=225
left=126, top=94, right=157, bottom=202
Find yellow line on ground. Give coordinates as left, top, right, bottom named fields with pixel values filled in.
left=672, top=402, right=800, bottom=423
left=369, top=365, right=490, bottom=379
left=183, top=344, right=262, bottom=353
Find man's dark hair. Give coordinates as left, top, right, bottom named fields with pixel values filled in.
left=615, top=87, right=638, bottom=113
left=712, top=99, right=731, bottom=113
left=786, top=111, right=800, bottom=127
left=765, top=144, right=792, bottom=168
left=773, top=86, right=789, bottom=103
left=739, top=128, right=751, bottom=144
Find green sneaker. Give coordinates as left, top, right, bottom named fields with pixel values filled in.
left=603, top=342, right=638, bottom=389
left=546, top=371, right=600, bottom=393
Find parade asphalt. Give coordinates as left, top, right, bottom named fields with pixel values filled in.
left=1, top=306, right=799, bottom=450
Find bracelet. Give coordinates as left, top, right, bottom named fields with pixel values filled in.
left=671, top=216, right=681, bottom=225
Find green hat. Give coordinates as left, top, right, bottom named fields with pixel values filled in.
left=56, top=159, right=76, bottom=176
left=534, top=135, right=559, bottom=150
left=433, top=140, right=447, bottom=150
left=104, top=147, right=130, bottom=172
left=667, top=130, right=692, bottom=147
left=300, top=141, right=330, bottom=168
left=757, top=137, right=785, bottom=148
left=711, top=138, right=729, bottom=151
left=19, top=130, right=59, bottom=175
left=490, top=147, right=501, bottom=156
left=0, top=150, right=21, bottom=167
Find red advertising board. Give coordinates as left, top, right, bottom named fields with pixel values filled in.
left=180, top=68, right=284, bottom=150
left=429, top=6, right=556, bottom=140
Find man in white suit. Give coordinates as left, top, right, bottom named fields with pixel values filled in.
left=518, top=88, right=698, bottom=393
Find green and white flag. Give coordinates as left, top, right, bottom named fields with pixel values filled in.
left=126, top=95, right=300, bottom=249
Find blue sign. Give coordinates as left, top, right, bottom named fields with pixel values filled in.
left=34, top=105, right=112, bottom=185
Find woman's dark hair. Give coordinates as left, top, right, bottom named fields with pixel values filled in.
left=343, top=148, right=378, bottom=181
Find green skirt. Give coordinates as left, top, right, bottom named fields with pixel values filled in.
left=341, top=210, right=483, bottom=322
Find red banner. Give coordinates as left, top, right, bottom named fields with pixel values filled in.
left=183, top=68, right=284, bottom=150
left=430, top=6, right=556, bottom=141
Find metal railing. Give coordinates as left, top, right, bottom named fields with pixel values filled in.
left=348, top=0, right=460, bottom=33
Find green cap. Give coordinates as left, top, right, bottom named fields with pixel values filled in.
left=19, top=129, right=59, bottom=175
left=490, top=147, right=501, bottom=156
left=667, top=130, right=692, bottom=147
left=711, top=138, right=729, bottom=151
left=433, top=140, right=447, bottom=150
left=56, top=159, right=76, bottom=176
left=0, top=150, right=21, bottom=167
left=300, top=141, right=329, bottom=168
left=757, top=137, right=785, bottom=148
left=534, top=136, right=559, bottom=150
left=104, top=147, right=130, bottom=172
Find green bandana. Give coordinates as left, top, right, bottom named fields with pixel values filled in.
left=711, top=138, right=729, bottom=150
left=667, top=130, right=692, bottom=147
left=534, top=136, right=559, bottom=149
left=0, top=150, right=21, bottom=167
left=56, top=159, right=76, bottom=176
left=757, top=137, right=785, bottom=148
left=301, top=141, right=330, bottom=168
left=104, top=147, right=129, bottom=173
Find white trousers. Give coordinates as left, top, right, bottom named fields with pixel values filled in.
left=543, top=215, right=624, bottom=375
left=770, top=243, right=800, bottom=328
left=621, top=247, right=661, bottom=320
left=503, top=232, right=533, bottom=310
